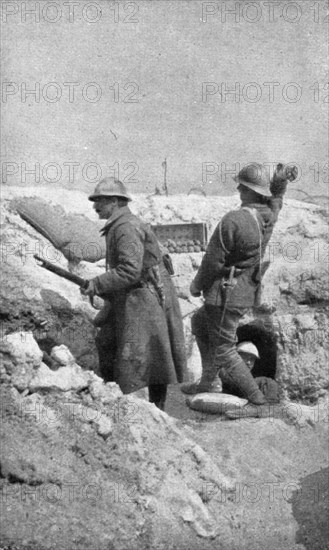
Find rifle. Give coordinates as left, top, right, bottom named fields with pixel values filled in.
left=34, top=254, right=88, bottom=287
left=34, top=254, right=95, bottom=307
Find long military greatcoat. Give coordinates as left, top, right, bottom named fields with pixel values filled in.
left=92, top=206, right=187, bottom=393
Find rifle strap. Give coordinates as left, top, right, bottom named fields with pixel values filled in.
left=241, top=206, right=263, bottom=284
left=218, top=221, right=230, bottom=255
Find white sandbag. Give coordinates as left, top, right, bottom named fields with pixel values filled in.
left=11, top=197, right=105, bottom=262
left=186, top=393, right=247, bottom=415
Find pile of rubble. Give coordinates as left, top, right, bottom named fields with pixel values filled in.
left=1, top=331, right=239, bottom=549
left=1, top=330, right=328, bottom=550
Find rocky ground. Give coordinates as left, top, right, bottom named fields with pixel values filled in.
left=1, top=334, right=328, bottom=550
left=1, top=186, right=328, bottom=549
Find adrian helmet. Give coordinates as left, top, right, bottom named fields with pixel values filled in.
left=236, top=341, right=260, bottom=359
left=233, top=163, right=272, bottom=197
left=88, top=177, right=132, bottom=202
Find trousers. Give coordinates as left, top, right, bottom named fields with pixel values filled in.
left=192, top=305, right=264, bottom=402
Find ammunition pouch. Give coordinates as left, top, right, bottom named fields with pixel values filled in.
left=93, top=300, right=112, bottom=327
left=145, top=265, right=165, bottom=308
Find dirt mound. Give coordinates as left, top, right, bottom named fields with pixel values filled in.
left=1, top=334, right=328, bottom=550
left=0, top=334, right=235, bottom=550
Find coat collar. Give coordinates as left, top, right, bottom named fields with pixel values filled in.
left=100, top=205, right=132, bottom=235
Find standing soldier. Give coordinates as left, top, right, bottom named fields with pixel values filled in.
left=81, top=177, right=187, bottom=410
left=181, top=163, right=297, bottom=407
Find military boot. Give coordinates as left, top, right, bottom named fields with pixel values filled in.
left=180, top=339, right=222, bottom=395
left=224, top=359, right=267, bottom=405
left=180, top=375, right=223, bottom=395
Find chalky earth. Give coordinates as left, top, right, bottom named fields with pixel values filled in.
left=1, top=188, right=328, bottom=549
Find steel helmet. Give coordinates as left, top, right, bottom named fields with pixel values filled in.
left=237, top=341, right=260, bottom=359
left=88, top=177, right=132, bottom=202
left=233, top=163, right=272, bottom=197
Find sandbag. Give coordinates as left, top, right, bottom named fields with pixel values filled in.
left=186, top=393, right=247, bottom=415
left=11, top=197, right=105, bottom=262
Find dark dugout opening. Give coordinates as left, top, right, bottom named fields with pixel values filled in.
left=237, top=320, right=277, bottom=380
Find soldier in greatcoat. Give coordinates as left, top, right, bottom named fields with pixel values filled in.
left=181, top=163, right=297, bottom=406
left=81, top=177, right=187, bottom=410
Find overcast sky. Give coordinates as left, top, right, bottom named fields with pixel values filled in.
left=2, top=0, right=328, bottom=197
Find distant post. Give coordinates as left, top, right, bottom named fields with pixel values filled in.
left=162, top=158, right=168, bottom=196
